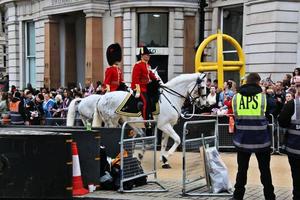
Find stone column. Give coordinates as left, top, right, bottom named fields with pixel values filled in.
left=114, top=10, right=123, bottom=46
left=44, top=17, right=60, bottom=89
left=122, top=8, right=132, bottom=82
left=183, top=8, right=197, bottom=73
left=173, top=8, right=184, bottom=76
left=6, top=2, right=20, bottom=88
left=65, top=22, right=76, bottom=87
left=35, top=17, right=47, bottom=89
left=84, top=9, right=104, bottom=86
left=114, top=10, right=124, bottom=74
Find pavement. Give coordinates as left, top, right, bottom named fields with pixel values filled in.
left=76, top=152, right=293, bottom=200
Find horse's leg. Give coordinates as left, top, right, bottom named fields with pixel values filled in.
left=160, top=133, right=169, bottom=161
left=80, top=115, right=87, bottom=127
left=92, top=107, right=102, bottom=127
left=158, top=123, right=180, bottom=168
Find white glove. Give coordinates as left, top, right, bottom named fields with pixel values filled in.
left=127, top=88, right=134, bottom=95
left=135, top=92, right=140, bottom=98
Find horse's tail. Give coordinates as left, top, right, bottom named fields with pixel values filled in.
left=92, top=98, right=102, bottom=127
left=66, top=98, right=82, bottom=126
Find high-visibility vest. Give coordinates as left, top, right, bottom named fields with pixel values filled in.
left=286, top=97, right=300, bottom=158
left=232, top=93, right=271, bottom=152
left=9, top=101, right=24, bottom=125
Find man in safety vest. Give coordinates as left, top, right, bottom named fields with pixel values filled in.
left=9, top=91, right=26, bottom=125
left=131, top=46, right=158, bottom=132
left=230, top=73, right=275, bottom=200
left=278, top=82, right=300, bottom=200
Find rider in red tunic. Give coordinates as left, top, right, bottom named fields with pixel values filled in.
left=131, top=46, right=158, bottom=126
left=102, top=43, right=125, bottom=92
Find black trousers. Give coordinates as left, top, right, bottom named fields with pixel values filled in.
left=140, top=92, right=153, bottom=121
left=233, top=150, right=275, bottom=200
left=288, top=155, right=300, bottom=200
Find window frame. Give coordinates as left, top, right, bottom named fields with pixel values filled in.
left=137, top=12, right=169, bottom=48
left=24, top=21, right=36, bottom=87
left=221, top=4, right=244, bottom=60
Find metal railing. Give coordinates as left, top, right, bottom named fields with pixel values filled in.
left=182, top=119, right=232, bottom=197
left=183, top=114, right=276, bottom=152
left=119, top=120, right=167, bottom=193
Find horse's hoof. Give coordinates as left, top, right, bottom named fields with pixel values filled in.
left=162, top=163, right=171, bottom=169
left=138, top=153, right=144, bottom=160
left=162, top=155, right=168, bottom=164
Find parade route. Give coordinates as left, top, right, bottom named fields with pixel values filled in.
left=78, top=152, right=293, bottom=200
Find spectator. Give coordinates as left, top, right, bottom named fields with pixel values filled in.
left=278, top=82, right=300, bottom=200
left=224, top=92, right=234, bottom=115
left=61, top=88, right=73, bottom=118
left=291, top=67, right=300, bottom=84
left=10, top=85, right=16, bottom=94
left=26, top=83, right=35, bottom=94
left=43, top=92, right=56, bottom=119
left=206, top=86, right=219, bottom=109
left=25, top=97, right=40, bottom=125
left=283, top=74, right=292, bottom=90
left=213, top=79, right=218, bottom=88
left=34, top=93, right=44, bottom=124
left=0, top=92, right=9, bottom=114
left=206, top=78, right=212, bottom=95
left=52, top=94, right=63, bottom=118
left=218, top=80, right=234, bottom=107
left=285, top=92, right=294, bottom=104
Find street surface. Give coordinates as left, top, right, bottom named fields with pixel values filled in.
left=79, top=152, right=292, bottom=200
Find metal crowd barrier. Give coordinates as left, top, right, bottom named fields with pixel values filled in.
left=276, top=122, right=287, bottom=154
left=119, top=120, right=167, bottom=193
left=184, top=114, right=276, bottom=152
left=182, top=119, right=232, bottom=197
left=268, top=114, right=276, bottom=154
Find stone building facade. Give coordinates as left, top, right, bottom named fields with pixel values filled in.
left=0, top=0, right=299, bottom=89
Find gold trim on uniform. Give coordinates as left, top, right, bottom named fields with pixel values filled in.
left=115, top=93, right=142, bottom=117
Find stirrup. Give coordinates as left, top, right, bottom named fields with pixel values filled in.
left=145, top=122, right=152, bottom=129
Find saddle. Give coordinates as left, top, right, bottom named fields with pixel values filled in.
left=115, top=93, right=159, bottom=117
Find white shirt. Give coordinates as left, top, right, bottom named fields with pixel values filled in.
left=207, top=93, right=217, bottom=106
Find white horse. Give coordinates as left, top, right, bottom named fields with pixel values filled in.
left=93, top=73, right=207, bottom=168
left=66, top=94, right=102, bottom=126
left=66, top=68, right=162, bottom=127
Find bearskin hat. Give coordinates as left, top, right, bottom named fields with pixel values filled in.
left=106, top=43, right=122, bottom=66
left=139, top=46, right=151, bottom=56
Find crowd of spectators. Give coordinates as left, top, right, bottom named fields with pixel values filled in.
left=0, top=81, right=102, bottom=125
left=184, top=67, right=300, bottom=121
left=0, top=67, right=299, bottom=125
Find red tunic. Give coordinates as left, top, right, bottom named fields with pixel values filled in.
left=131, top=61, right=157, bottom=93
left=103, top=65, right=124, bottom=92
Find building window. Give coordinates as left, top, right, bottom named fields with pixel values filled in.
left=222, top=5, right=243, bottom=61
left=138, top=13, right=168, bottom=47
left=25, top=21, right=36, bottom=87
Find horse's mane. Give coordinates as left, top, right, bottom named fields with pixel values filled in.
left=165, top=73, right=200, bottom=87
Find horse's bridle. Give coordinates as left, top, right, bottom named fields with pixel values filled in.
left=160, top=74, right=206, bottom=117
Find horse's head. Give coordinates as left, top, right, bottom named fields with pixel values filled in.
left=151, top=67, right=164, bottom=84
left=187, top=73, right=207, bottom=108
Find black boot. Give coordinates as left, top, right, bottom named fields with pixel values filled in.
left=145, top=127, right=152, bottom=136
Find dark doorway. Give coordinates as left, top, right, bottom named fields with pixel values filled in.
left=149, top=55, right=168, bottom=83
left=136, top=55, right=168, bottom=83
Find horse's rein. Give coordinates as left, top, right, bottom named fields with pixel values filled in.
left=159, top=81, right=204, bottom=119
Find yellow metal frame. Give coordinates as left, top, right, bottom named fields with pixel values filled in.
left=195, top=31, right=246, bottom=89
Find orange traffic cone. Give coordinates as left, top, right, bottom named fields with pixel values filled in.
left=228, top=115, right=235, bottom=133
left=72, top=142, right=89, bottom=196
